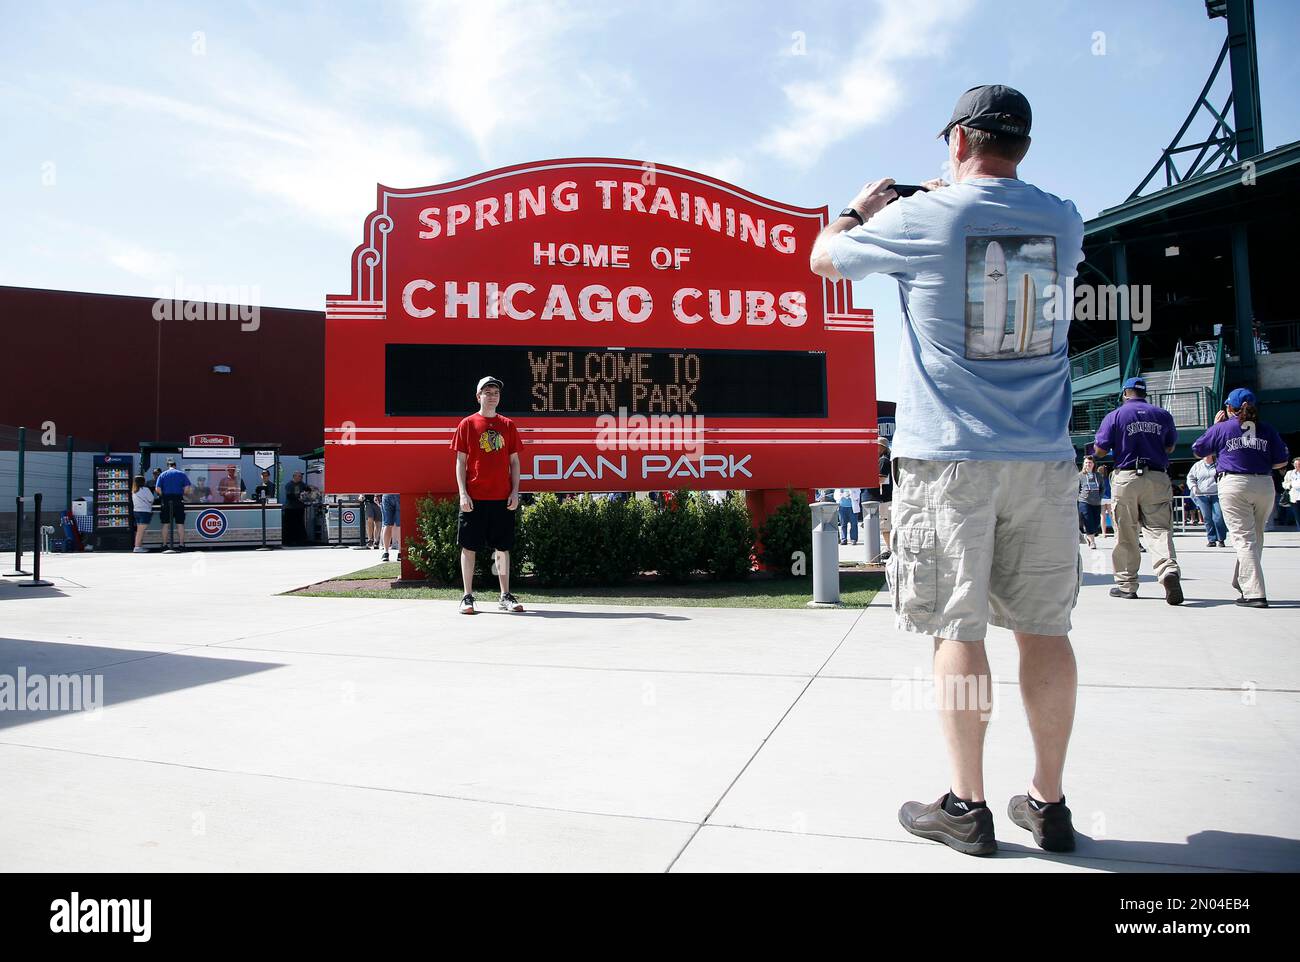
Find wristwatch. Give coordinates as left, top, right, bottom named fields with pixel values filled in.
left=838, top=206, right=864, bottom=225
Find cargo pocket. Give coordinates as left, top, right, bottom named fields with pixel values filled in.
left=890, top=526, right=937, bottom=615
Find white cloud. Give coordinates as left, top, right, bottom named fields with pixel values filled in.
left=760, top=0, right=975, bottom=168
left=72, top=64, right=451, bottom=234
left=108, top=244, right=179, bottom=280
left=332, top=0, right=636, bottom=159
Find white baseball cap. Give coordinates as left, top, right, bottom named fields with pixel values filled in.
left=477, top=376, right=503, bottom=392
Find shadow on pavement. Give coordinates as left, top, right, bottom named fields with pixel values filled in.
left=994, top=830, right=1300, bottom=873
left=517, top=610, right=690, bottom=621
left=0, top=637, right=285, bottom=732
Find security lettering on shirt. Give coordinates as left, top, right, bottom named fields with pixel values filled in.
left=1094, top=399, right=1177, bottom=470
left=1192, top=418, right=1289, bottom=475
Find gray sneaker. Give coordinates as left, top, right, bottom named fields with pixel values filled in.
left=1008, top=794, right=1076, bottom=852
left=898, top=794, right=997, bottom=856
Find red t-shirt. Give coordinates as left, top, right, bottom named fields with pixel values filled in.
left=451, top=413, right=519, bottom=499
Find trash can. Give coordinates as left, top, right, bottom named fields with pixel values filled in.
left=809, top=501, right=841, bottom=606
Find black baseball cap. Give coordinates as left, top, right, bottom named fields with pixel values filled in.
left=938, top=84, right=1032, bottom=139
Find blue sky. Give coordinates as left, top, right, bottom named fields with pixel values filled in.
left=3, top=0, right=1298, bottom=401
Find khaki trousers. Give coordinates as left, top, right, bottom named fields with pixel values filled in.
left=1110, top=468, right=1180, bottom=592
left=1218, top=473, right=1275, bottom=600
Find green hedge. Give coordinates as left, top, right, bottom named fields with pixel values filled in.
left=756, top=487, right=811, bottom=577
left=408, top=495, right=520, bottom=588
left=407, top=490, right=776, bottom=587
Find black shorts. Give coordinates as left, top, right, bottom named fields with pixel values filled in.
left=160, top=495, right=186, bottom=524
left=458, top=499, right=516, bottom=552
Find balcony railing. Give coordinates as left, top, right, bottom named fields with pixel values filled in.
left=1069, top=339, right=1119, bottom=380
left=1070, top=387, right=1219, bottom=437
left=1257, top=320, right=1300, bottom=355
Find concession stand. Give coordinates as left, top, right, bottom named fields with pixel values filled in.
left=138, top=435, right=283, bottom=548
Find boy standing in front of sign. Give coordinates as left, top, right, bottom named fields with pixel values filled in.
left=452, top=376, right=524, bottom=614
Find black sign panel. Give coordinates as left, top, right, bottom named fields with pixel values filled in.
left=385, top=344, right=827, bottom=418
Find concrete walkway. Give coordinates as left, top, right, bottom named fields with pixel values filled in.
left=1, top=534, right=1296, bottom=872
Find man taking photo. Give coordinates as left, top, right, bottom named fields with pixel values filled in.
left=451, top=376, right=524, bottom=615
left=811, top=84, right=1085, bottom=856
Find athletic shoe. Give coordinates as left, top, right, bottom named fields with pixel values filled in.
left=1161, top=573, right=1184, bottom=606
left=459, top=594, right=476, bottom=615
left=1109, top=586, right=1137, bottom=599
left=1217, top=540, right=1227, bottom=547
left=380, top=551, right=389, bottom=562
left=1235, top=597, right=1269, bottom=608
left=1206, top=542, right=1217, bottom=548
left=1007, top=795, right=1076, bottom=852
left=133, top=547, right=147, bottom=553
left=897, top=794, right=997, bottom=857
left=498, top=593, right=524, bottom=613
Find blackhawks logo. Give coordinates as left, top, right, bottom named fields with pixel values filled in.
left=478, top=429, right=505, bottom=453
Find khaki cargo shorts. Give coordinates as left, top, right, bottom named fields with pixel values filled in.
left=888, top=458, right=1082, bottom=641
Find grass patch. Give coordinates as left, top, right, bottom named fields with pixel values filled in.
left=291, top=562, right=883, bottom=609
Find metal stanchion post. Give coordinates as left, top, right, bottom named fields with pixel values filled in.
left=331, top=501, right=347, bottom=548
left=19, top=493, right=53, bottom=588
left=353, top=498, right=369, bottom=548
left=6, top=496, right=29, bottom=576
left=256, top=497, right=271, bottom=550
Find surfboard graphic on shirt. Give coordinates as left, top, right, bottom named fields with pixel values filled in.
left=964, top=235, right=1057, bottom=360
left=982, top=242, right=1008, bottom=356
left=1013, top=272, right=1037, bottom=354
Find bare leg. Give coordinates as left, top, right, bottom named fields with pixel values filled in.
left=933, top=637, right=992, bottom=801
left=1014, top=632, right=1076, bottom=802
left=460, top=548, right=476, bottom=597
left=496, top=550, right=510, bottom=595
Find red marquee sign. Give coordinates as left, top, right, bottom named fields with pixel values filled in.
left=325, top=158, right=878, bottom=516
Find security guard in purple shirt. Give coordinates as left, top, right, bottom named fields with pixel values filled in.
left=1093, top=377, right=1182, bottom=603
left=1192, top=388, right=1291, bottom=607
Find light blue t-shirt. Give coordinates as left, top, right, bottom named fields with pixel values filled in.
left=830, top=178, right=1085, bottom=461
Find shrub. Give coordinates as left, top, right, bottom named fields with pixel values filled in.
left=407, top=495, right=460, bottom=585
left=699, top=492, right=756, bottom=580
left=644, top=489, right=706, bottom=582
left=756, top=488, right=812, bottom=576
left=408, top=494, right=523, bottom=589
left=522, top=494, right=650, bottom=586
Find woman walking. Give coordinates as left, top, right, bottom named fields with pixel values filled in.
left=131, top=475, right=155, bottom=553
left=1192, top=389, right=1291, bottom=608
left=1077, top=455, right=1103, bottom=549
left=1097, top=464, right=1114, bottom=537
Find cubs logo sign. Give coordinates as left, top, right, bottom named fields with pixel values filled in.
left=342, top=509, right=357, bottom=525
left=196, top=509, right=228, bottom=539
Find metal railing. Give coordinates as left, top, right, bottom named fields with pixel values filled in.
left=1256, top=320, right=1300, bottom=355
left=1151, top=387, right=1218, bottom=429
left=1069, top=339, right=1119, bottom=380
left=1071, top=386, right=1218, bottom=436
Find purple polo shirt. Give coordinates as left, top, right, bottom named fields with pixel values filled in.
left=1192, top=419, right=1289, bottom=475
left=1094, top=398, right=1177, bottom=470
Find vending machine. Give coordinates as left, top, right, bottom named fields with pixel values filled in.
left=93, top=454, right=134, bottom=551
